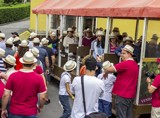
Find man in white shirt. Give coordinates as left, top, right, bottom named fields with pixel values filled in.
left=71, top=57, right=105, bottom=118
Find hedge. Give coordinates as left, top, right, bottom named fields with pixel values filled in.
left=0, top=3, right=30, bottom=24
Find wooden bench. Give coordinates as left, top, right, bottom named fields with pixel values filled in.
left=103, top=53, right=119, bottom=64
left=68, top=44, right=78, bottom=61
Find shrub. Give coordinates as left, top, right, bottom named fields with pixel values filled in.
left=0, top=3, right=30, bottom=24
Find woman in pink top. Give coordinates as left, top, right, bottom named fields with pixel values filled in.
left=109, top=33, right=118, bottom=54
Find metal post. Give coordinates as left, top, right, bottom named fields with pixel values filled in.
left=95, top=18, right=98, bottom=29
left=46, top=15, right=49, bottom=38
left=78, top=16, right=83, bottom=46
left=92, top=17, right=95, bottom=32
left=104, top=17, right=111, bottom=53
left=135, top=18, right=139, bottom=42
left=76, top=56, right=80, bottom=75
left=48, top=15, right=51, bottom=30
left=58, top=15, right=63, bottom=67
left=136, top=18, right=148, bottom=105
left=35, top=14, right=38, bottom=34
left=76, top=16, right=78, bottom=33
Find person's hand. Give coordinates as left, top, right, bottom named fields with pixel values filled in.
left=37, top=106, right=42, bottom=113
left=146, top=77, right=151, bottom=84
left=1, top=109, right=8, bottom=118
left=46, top=69, right=50, bottom=75
left=1, top=73, right=7, bottom=80
left=96, top=56, right=101, bottom=62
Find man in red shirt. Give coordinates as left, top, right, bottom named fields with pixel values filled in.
left=104, top=45, right=139, bottom=118
left=1, top=51, right=47, bottom=118
left=146, top=61, right=160, bottom=118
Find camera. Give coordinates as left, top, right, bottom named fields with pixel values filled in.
left=145, top=72, right=156, bottom=79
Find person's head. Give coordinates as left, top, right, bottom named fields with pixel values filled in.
left=50, top=32, right=56, bottom=40
left=0, top=48, right=5, bottom=58
left=121, top=45, right=134, bottom=61
left=122, top=32, right=128, bottom=38
left=151, top=34, right=159, bottom=44
left=96, top=30, right=104, bottom=41
left=123, top=36, right=133, bottom=45
left=112, top=27, right=120, bottom=36
left=18, top=40, right=29, bottom=58
left=86, top=28, right=92, bottom=38
left=33, top=38, right=40, bottom=46
left=67, top=28, right=74, bottom=37
left=13, top=37, right=21, bottom=47
left=0, top=33, right=5, bottom=41
left=63, top=60, right=77, bottom=72
left=29, top=32, right=37, bottom=40
left=11, top=32, right=19, bottom=38
left=72, top=26, right=76, bottom=32
left=6, top=37, right=13, bottom=48
left=109, top=32, right=117, bottom=43
left=30, top=47, right=39, bottom=59
left=85, top=57, right=97, bottom=72
left=3, top=55, right=16, bottom=69
left=19, top=51, right=37, bottom=69
left=102, top=61, right=113, bottom=74
left=41, top=38, right=49, bottom=46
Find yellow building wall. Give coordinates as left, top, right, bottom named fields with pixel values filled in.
left=97, top=18, right=160, bottom=42
left=30, top=0, right=46, bottom=32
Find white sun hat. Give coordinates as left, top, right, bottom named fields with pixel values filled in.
left=41, top=38, right=49, bottom=45
left=6, top=37, right=13, bottom=45
left=0, top=48, right=5, bottom=58
left=3, top=55, right=16, bottom=66
left=123, top=36, right=133, bottom=42
left=0, top=33, right=5, bottom=38
left=33, top=37, right=40, bottom=43
left=19, top=40, right=29, bottom=47
left=102, top=61, right=113, bottom=71
left=122, top=45, right=134, bottom=55
left=19, top=51, right=37, bottom=64
left=96, top=30, right=104, bottom=36
left=30, top=47, right=39, bottom=58
left=30, top=32, right=37, bottom=38
left=63, top=60, right=77, bottom=71
left=67, top=28, right=73, bottom=32
left=13, top=37, right=20, bottom=43
left=51, top=32, right=56, bottom=36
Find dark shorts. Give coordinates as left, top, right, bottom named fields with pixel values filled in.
left=9, top=113, right=37, bottom=118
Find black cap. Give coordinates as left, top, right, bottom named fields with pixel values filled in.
left=11, top=32, right=19, bottom=36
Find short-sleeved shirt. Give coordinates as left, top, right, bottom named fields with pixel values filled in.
left=42, top=46, right=54, bottom=66
left=112, top=59, right=139, bottom=98
left=97, top=73, right=116, bottom=102
left=151, top=75, right=160, bottom=107
left=59, top=72, right=71, bottom=95
left=35, top=46, right=48, bottom=71
left=82, top=37, right=95, bottom=47
left=71, top=75, right=105, bottom=118
left=5, top=48, right=16, bottom=56
left=34, top=65, right=43, bottom=75
left=14, top=53, right=22, bottom=70
left=5, top=69, right=46, bottom=116
left=0, top=80, right=4, bottom=98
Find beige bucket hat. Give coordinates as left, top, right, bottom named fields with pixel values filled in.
left=6, top=37, right=13, bottom=45
left=33, top=37, right=40, bottom=43
left=96, top=30, right=104, bottom=36
left=0, top=33, right=5, bottom=38
left=30, top=47, right=39, bottom=58
left=30, top=32, right=37, bottom=38
left=41, top=38, right=49, bottom=45
left=102, top=61, right=113, bottom=71
left=123, top=36, right=133, bottom=42
left=13, top=37, right=20, bottom=43
left=0, top=48, right=5, bottom=58
left=19, top=51, right=37, bottom=64
left=67, top=28, right=73, bottom=32
left=19, top=40, right=29, bottom=47
left=63, top=60, right=77, bottom=71
left=122, top=45, right=134, bottom=55
left=3, top=55, right=16, bottom=66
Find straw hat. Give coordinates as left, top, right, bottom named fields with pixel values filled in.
left=112, top=27, right=119, bottom=32
left=63, top=60, right=77, bottom=71
left=122, top=45, right=134, bottom=55
left=30, top=32, right=37, bottom=38
left=6, top=37, right=13, bottom=45
left=109, top=32, right=117, bottom=39
left=0, top=48, right=5, bottom=58
left=19, top=40, right=28, bottom=47
left=86, top=28, right=92, bottom=32
left=41, top=38, right=49, bottom=45
left=102, top=61, right=113, bottom=71
left=63, top=31, right=67, bottom=36
left=96, top=30, right=104, bottom=36
left=30, top=47, right=39, bottom=58
left=67, top=28, right=73, bottom=32
left=123, top=36, right=133, bottom=42
left=19, top=51, right=37, bottom=64
left=33, top=38, right=40, bottom=43
left=151, top=34, right=159, bottom=40
left=0, top=33, right=5, bottom=38
left=51, top=32, right=56, bottom=37
left=13, top=37, right=20, bottom=43
left=3, top=55, right=16, bottom=66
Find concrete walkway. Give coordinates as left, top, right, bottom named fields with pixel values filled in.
left=0, top=19, right=29, bottom=39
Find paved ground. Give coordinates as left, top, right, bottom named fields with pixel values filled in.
left=0, top=19, right=29, bottom=39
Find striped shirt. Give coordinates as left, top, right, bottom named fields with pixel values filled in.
left=0, top=58, right=6, bottom=72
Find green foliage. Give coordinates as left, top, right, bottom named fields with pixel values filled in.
left=4, top=0, right=21, bottom=3
left=0, top=3, right=30, bottom=24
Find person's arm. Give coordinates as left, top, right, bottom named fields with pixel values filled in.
left=63, top=37, right=68, bottom=48
left=45, top=56, right=49, bottom=73
left=51, top=55, right=55, bottom=67
left=0, top=72, right=8, bottom=81
left=38, top=92, right=47, bottom=112
left=146, top=77, right=156, bottom=93
left=65, top=83, right=74, bottom=99
left=1, top=90, right=11, bottom=118
left=114, top=46, right=122, bottom=56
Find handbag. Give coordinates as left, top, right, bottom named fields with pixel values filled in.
left=81, top=76, right=107, bottom=118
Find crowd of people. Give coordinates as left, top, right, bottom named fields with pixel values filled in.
left=0, top=25, right=159, bottom=118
